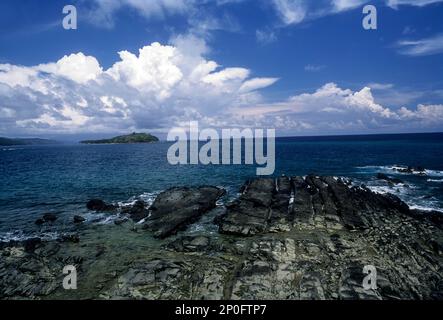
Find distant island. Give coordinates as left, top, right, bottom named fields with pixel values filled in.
left=0, top=137, right=58, bottom=146
left=80, top=133, right=159, bottom=144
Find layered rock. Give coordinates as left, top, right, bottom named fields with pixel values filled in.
left=216, top=176, right=413, bottom=235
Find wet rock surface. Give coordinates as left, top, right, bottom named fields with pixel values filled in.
left=121, top=200, right=150, bottom=222
left=142, top=186, right=226, bottom=239
left=1, top=176, right=442, bottom=300
left=86, top=199, right=118, bottom=213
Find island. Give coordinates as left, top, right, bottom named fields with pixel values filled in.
left=0, top=137, right=58, bottom=146
left=80, top=132, right=159, bottom=144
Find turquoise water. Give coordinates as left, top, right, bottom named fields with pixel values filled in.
left=1, top=133, right=443, bottom=241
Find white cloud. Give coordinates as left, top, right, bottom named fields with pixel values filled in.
left=239, top=78, right=279, bottom=93
left=227, top=83, right=443, bottom=133
left=203, top=68, right=250, bottom=88
left=40, top=53, right=103, bottom=84
left=0, top=37, right=278, bottom=135
left=331, top=0, right=368, bottom=12
left=0, top=35, right=442, bottom=136
left=271, top=0, right=307, bottom=25
left=367, top=83, right=394, bottom=90
left=304, top=64, right=326, bottom=72
left=269, top=0, right=443, bottom=26
left=396, top=34, right=443, bottom=56
left=106, top=43, right=183, bottom=100
left=0, top=107, right=16, bottom=118
left=87, top=0, right=241, bottom=35
left=256, top=29, right=278, bottom=45
left=399, top=104, right=443, bottom=121
left=386, top=0, right=443, bottom=8
left=89, top=0, right=192, bottom=28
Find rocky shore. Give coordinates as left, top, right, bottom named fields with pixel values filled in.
left=1, top=176, right=442, bottom=300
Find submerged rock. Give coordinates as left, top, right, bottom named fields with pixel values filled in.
left=73, top=215, right=85, bottom=223
left=143, top=186, right=226, bottom=238
left=35, top=213, right=58, bottom=225
left=86, top=199, right=117, bottom=213
left=376, top=173, right=404, bottom=185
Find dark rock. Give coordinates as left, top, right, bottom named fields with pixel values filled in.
left=86, top=199, right=117, bottom=213
left=167, top=236, right=211, bottom=252
left=114, top=217, right=129, bottom=225
left=3, top=176, right=443, bottom=301
left=143, top=186, right=226, bottom=238
left=95, top=245, right=106, bottom=257
left=59, top=234, right=80, bottom=243
left=35, top=213, right=58, bottom=225
left=217, top=178, right=275, bottom=236
left=393, top=166, right=426, bottom=175
left=121, top=200, right=149, bottom=222
left=376, top=173, right=404, bottom=185
left=23, top=237, right=42, bottom=253
left=73, top=215, right=85, bottom=223
left=42, top=213, right=57, bottom=222
left=217, top=176, right=416, bottom=236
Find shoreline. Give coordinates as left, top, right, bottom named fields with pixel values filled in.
left=1, top=175, right=442, bottom=300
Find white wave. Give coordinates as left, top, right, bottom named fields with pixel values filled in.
left=361, top=178, right=442, bottom=212
left=1, top=148, right=21, bottom=151
left=409, top=205, right=443, bottom=213
left=428, top=179, right=443, bottom=183
left=96, top=214, right=122, bottom=225
left=356, top=165, right=442, bottom=177
left=426, top=170, right=443, bottom=177
left=118, top=191, right=159, bottom=208
left=0, top=231, right=62, bottom=243
left=367, top=185, right=409, bottom=196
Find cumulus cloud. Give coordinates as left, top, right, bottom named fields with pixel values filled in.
left=41, top=53, right=103, bottom=84
left=0, top=35, right=442, bottom=137
left=0, top=36, right=278, bottom=135
left=227, top=83, right=443, bottom=133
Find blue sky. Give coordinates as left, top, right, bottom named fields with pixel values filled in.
left=0, top=0, right=442, bottom=139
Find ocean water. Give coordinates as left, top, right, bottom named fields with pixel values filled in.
left=1, top=132, right=443, bottom=241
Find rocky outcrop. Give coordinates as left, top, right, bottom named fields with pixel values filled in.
left=35, top=213, right=58, bottom=225
left=393, top=166, right=426, bottom=175
left=1, top=177, right=442, bottom=300
left=216, top=176, right=413, bottom=236
left=121, top=200, right=149, bottom=222
left=86, top=199, right=118, bottom=213
left=143, top=186, right=226, bottom=238
left=376, top=173, right=404, bottom=185
left=73, top=215, right=85, bottom=223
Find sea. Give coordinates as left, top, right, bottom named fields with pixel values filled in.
left=1, top=132, right=443, bottom=242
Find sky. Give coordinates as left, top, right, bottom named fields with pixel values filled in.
left=0, top=0, right=442, bottom=139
